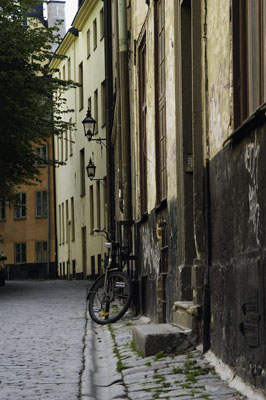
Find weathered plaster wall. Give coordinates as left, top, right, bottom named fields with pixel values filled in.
left=129, top=0, right=179, bottom=322
left=207, top=0, right=233, bottom=159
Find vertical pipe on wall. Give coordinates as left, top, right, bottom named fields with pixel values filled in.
left=202, top=0, right=212, bottom=354
left=104, top=0, right=115, bottom=237
left=117, top=0, right=132, bottom=247
left=46, top=145, right=51, bottom=278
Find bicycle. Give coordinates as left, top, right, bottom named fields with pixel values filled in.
left=87, top=228, right=133, bottom=324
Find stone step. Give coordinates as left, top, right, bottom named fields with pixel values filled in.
left=131, top=323, right=198, bottom=357
left=173, top=301, right=201, bottom=331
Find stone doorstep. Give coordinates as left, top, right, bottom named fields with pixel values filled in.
left=172, top=301, right=201, bottom=331
left=131, top=323, right=197, bottom=357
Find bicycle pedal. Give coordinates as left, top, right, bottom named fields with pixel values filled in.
left=98, top=312, right=110, bottom=317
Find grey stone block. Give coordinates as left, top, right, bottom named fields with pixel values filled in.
left=131, top=324, right=195, bottom=357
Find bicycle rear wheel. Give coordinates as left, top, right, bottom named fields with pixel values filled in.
left=88, top=271, right=132, bottom=324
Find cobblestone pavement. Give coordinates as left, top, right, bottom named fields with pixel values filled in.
left=0, top=280, right=91, bottom=400
left=91, top=312, right=249, bottom=400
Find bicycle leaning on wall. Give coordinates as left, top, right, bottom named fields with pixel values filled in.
left=87, top=228, right=133, bottom=325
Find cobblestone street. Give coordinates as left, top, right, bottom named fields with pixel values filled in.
left=0, top=280, right=90, bottom=400
left=0, top=280, right=258, bottom=400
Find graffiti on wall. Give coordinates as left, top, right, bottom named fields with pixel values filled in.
left=244, top=132, right=260, bottom=245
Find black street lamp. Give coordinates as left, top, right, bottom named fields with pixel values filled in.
left=82, top=108, right=106, bottom=146
left=86, top=157, right=105, bottom=181
left=82, top=108, right=96, bottom=141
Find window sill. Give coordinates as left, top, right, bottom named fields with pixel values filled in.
left=14, top=217, right=26, bottom=221
left=136, top=212, right=148, bottom=225
left=223, top=102, right=266, bottom=146
left=35, top=215, right=48, bottom=219
left=155, top=198, right=167, bottom=214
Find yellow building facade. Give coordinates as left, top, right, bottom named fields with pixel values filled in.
left=0, top=138, right=56, bottom=279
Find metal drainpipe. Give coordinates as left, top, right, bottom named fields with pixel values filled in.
left=46, top=145, right=51, bottom=278
left=104, top=0, right=115, bottom=237
left=117, top=0, right=132, bottom=243
left=203, top=0, right=212, bottom=354
left=51, top=136, right=58, bottom=279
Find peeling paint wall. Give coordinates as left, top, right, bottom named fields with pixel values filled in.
left=207, top=0, right=233, bottom=158
left=128, top=0, right=179, bottom=322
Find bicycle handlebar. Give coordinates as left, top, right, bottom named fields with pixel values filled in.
left=93, top=228, right=115, bottom=243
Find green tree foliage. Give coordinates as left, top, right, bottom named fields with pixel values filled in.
left=0, top=0, right=76, bottom=199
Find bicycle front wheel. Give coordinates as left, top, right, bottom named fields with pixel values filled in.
left=88, top=271, right=132, bottom=324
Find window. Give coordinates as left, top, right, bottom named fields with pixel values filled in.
left=65, top=130, right=68, bottom=161
left=100, top=8, right=104, bottom=39
left=35, top=241, right=48, bottom=262
left=79, top=62, right=84, bottom=110
left=96, top=181, right=101, bottom=228
left=36, top=145, right=48, bottom=166
left=80, top=148, right=86, bottom=196
left=233, top=0, right=266, bottom=127
left=90, top=185, right=94, bottom=232
left=97, top=253, right=102, bottom=274
left=36, top=191, right=48, bottom=217
left=71, top=196, right=75, bottom=241
left=88, top=97, right=92, bottom=111
left=139, top=35, right=148, bottom=215
left=91, top=255, right=95, bottom=278
left=62, top=65, right=66, bottom=81
left=101, top=80, right=106, bottom=126
left=69, top=118, right=73, bottom=156
left=60, top=133, right=64, bottom=163
left=93, top=18, right=97, bottom=50
left=68, top=57, right=71, bottom=80
left=155, top=0, right=167, bottom=202
left=0, top=200, right=5, bottom=221
left=58, top=70, right=62, bottom=96
left=87, top=29, right=91, bottom=57
left=62, top=202, right=65, bottom=244
left=56, top=134, right=60, bottom=161
left=14, top=193, right=26, bottom=219
left=66, top=199, right=69, bottom=243
left=15, top=243, right=26, bottom=264
left=59, top=204, right=62, bottom=244
left=94, top=89, right=98, bottom=133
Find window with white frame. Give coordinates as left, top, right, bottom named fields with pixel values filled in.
left=35, top=241, right=48, bottom=262
left=15, top=243, right=26, bottom=263
left=14, top=193, right=26, bottom=219
left=36, top=145, right=48, bottom=166
left=36, top=190, right=48, bottom=217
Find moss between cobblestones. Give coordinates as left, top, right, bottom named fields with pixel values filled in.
left=108, top=324, right=133, bottom=373
left=130, top=340, right=144, bottom=358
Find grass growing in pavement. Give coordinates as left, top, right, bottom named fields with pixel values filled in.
left=108, top=324, right=133, bottom=372
left=130, top=340, right=144, bottom=358
left=153, top=350, right=166, bottom=361
left=116, top=360, right=130, bottom=372
left=145, top=361, right=152, bottom=367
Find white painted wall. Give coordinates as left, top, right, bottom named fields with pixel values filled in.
left=52, top=0, right=107, bottom=278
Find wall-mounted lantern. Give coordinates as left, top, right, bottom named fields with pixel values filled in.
left=82, top=108, right=96, bottom=141
left=82, top=108, right=106, bottom=146
left=86, top=157, right=105, bottom=181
